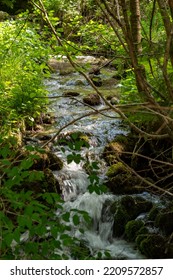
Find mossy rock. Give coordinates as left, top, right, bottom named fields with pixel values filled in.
left=46, top=151, right=63, bottom=171
left=137, top=226, right=150, bottom=235
left=83, top=93, right=101, bottom=106
left=111, top=195, right=153, bottom=238
left=135, top=234, right=148, bottom=248
left=105, top=173, right=144, bottom=194
left=43, top=168, right=61, bottom=193
left=120, top=195, right=152, bottom=218
left=120, top=196, right=137, bottom=218
left=125, top=220, right=145, bottom=241
left=106, top=162, right=127, bottom=177
left=137, top=234, right=166, bottom=259
left=134, top=196, right=153, bottom=214
left=32, top=151, right=63, bottom=171
left=103, top=141, right=125, bottom=164
left=113, top=207, right=131, bottom=237
left=13, top=168, right=61, bottom=195
left=155, top=210, right=173, bottom=235
left=148, top=205, right=161, bottom=221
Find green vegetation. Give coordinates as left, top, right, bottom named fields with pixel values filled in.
left=1, top=0, right=173, bottom=259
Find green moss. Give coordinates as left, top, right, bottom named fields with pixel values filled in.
left=134, top=196, right=153, bottom=214
left=135, top=234, right=148, bottom=248
left=148, top=206, right=161, bottom=221
left=114, top=134, right=128, bottom=145
left=106, top=162, right=126, bottom=177
left=125, top=220, right=145, bottom=241
left=137, top=234, right=166, bottom=259
left=137, top=226, right=149, bottom=235
left=113, top=207, right=130, bottom=237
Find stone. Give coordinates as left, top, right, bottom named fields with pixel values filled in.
left=63, top=91, right=80, bottom=97
left=125, top=220, right=145, bottom=241
left=103, top=141, right=125, bottom=164
left=106, top=162, right=127, bottom=177
left=136, top=234, right=166, bottom=259
left=83, top=93, right=101, bottom=106
left=31, top=150, right=63, bottom=171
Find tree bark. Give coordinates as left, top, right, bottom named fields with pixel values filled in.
left=157, top=0, right=173, bottom=67
left=129, top=0, right=142, bottom=54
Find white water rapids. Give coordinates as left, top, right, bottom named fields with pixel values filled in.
left=45, top=62, right=148, bottom=259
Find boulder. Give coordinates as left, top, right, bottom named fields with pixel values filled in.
left=136, top=234, right=166, bottom=259
left=125, top=220, right=145, bottom=241
left=83, top=93, right=101, bottom=106
left=31, top=150, right=63, bottom=171
left=47, top=58, right=74, bottom=74
left=111, top=195, right=153, bottom=237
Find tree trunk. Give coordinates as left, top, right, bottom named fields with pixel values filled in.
left=157, top=0, right=173, bottom=68
left=129, top=0, right=142, bottom=54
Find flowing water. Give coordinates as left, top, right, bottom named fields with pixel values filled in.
left=44, top=60, right=156, bottom=259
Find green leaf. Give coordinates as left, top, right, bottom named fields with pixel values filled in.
left=0, top=147, right=10, bottom=158
left=13, top=228, right=21, bottom=243
left=91, top=162, right=99, bottom=170
left=73, top=214, right=80, bottom=226
left=67, top=153, right=84, bottom=164
left=62, top=212, right=70, bottom=222
left=5, top=233, right=14, bottom=247
left=20, top=158, right=33, bottom=170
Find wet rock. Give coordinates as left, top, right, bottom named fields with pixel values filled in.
left=83, top=93, right=101, bottom=106
left=63, top=91, right=80, bottom=97
left=111, top=195, right=152, bottom=237
left=125, top=220, right=145, bottom=241
left=136, top=234, right=166, bottom=258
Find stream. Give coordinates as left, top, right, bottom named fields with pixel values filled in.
left=44, top=57, right=159, bottom=259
